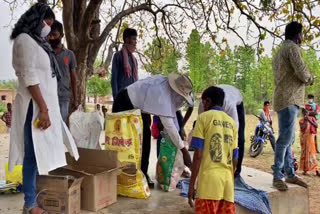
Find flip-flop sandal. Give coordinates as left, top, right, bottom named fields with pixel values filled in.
left=23, top=206, right=48, bottom=214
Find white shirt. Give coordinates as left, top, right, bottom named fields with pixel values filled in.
left=127, top=75, right=185, bottom=149
left=199, top=84, right=243, bottom=129
left=9, top=33, right=79, bottom=174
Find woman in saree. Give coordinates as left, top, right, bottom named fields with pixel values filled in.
left=299, top=108, right=320, bottom=176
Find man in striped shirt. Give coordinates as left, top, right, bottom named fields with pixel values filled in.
left=1, top=103, right=12, bottom=133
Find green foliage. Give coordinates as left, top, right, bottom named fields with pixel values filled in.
left=302, top=49, right=320, bottom=102
left=143, top=28, right=320, bottom=114
left=143, top=37, right=181, bottom=76
left=0, top=80, right=18, bottom=90
left=186, top=29, right=214, bottom=93
left=0, top=102, right=6, bottom=113
left=86, top=75, right=111, bottom=97
left=94, top=58, right=103, bottom=68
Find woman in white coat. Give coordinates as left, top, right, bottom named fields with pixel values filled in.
left=9, top=3, right=78, bottom=214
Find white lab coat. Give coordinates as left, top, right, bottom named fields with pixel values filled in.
left=9, top=33, right=79, bottom=175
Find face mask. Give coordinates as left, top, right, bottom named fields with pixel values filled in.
left=49, top=38, right=61, bottom=48
left=308, top=99, right=314, bottom=103
left=41, top=21, right=51, bottom=38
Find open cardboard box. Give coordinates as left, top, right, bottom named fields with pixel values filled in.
left=50, top=148, right=118, bottom=212
left=37, top=175, right=83, bottom=214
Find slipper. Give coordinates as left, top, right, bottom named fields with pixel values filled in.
left=22, top=206, right=48, bottom=214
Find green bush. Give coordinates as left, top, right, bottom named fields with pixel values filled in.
left=0, top=102, right=7, bottom=113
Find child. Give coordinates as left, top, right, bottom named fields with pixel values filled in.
left=1, top=103, right=12, bottom=133
left=188, top=86, right=238, bottom=214
left=299, top=108, right=320, bottom=176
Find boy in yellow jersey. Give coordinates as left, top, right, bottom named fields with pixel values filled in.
left=188, top=86, right=239, bottom=214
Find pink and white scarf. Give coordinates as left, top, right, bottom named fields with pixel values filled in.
left=121, top=44, right=138, bottom=81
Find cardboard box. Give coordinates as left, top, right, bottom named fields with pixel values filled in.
left=37, top=175, right=83, bottom=214
left=50, top=148, right=118, bottom=212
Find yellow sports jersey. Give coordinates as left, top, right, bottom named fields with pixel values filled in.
left=191, top=108, right=238, bottom=202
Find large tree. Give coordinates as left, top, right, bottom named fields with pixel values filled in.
left=5, top=0, right=320, bottom=108
left=143, top=37, right=181, bottom=76
left=86, top=75, right=111, bottom=103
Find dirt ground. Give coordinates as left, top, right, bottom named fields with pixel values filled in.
left=1, top=112, right=320, bottom=213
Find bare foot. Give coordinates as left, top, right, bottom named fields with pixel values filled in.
left=29, top=207, right=45, bottom=214
left=302, top=171, right=308, bottom=176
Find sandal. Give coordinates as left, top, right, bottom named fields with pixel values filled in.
left=23, top=206, right=48, bottom=214
left=316, top=171, right=320, bottom=177
left=273, top=179, right=288, bottom=191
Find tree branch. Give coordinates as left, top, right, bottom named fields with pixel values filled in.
left=62, top=0, right=77, bottom=51
left=96, top=3, right=152, bottom=46
left=80, top=0, right=103, bottom=42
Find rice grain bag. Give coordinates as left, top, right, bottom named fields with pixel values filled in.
left=105, top=109, right=150, bottom=199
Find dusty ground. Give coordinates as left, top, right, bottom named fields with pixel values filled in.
left=1, top=112, right=320, bottom=213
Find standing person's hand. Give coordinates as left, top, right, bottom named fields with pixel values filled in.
left=38, top=110, right=51, bottom=130
left=181, top=147, right=192, bottom=168
left=188, top=187, right=195, bottom=208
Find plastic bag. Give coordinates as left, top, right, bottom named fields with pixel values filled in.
left=105, top=109, right=150, bottom=199
left=5, top=162, right=22, bottom=185
left=69, top=106, right=103, bottom=149
left=2, top=163, right=23, bottom=193
left=156, top=133, right=184, bottom=192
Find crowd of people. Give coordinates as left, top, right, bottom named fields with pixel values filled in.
left=3, top=2, right=320, bottom=214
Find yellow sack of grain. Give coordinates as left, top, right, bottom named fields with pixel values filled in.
left=5, top=162, right=22, bottom=185
left=105, top=109, right=150, bottom=199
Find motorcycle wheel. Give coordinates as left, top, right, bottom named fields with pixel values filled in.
left=249, top=138, right=264, bottom=158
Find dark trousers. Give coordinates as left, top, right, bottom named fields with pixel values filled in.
left=236, top=102, right=245, bottom=175
left=269, top=134, right=276, bottom=151
left=112, top=89, right=151, bottom=176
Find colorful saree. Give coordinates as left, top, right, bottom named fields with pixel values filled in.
left=299, top=118, right=319, bottom=172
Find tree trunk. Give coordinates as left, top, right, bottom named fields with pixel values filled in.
left=77, top=64, right=88, bottom=108
left=61, top=0, right=152, bottom=111
left=75, top=46, right=90, bottom=108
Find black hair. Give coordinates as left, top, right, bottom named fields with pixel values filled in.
left=201, top=86, right=225, bottom=107
left=123, top=28, right=137, bottom=41
left=10, top=3, right=55, bottom=40
left=264, top=101, right=270, bottom=106
left=50, top=20, right=63, bottom=35
left=308, top=94, right=314, bottom=99
left=285, top=21, right=302, bottom=40
left=43, top=7, right=55, bottom=20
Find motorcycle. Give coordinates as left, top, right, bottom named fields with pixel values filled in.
left=249, top=115, right=275, bottom=157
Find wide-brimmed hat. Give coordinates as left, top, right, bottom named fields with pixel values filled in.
left=168, top=73, right=194, bottom=106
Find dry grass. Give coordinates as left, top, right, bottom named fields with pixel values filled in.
left=0, top=117, right=6, bottom=134
left=243, top=114, right=320, bottom=214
